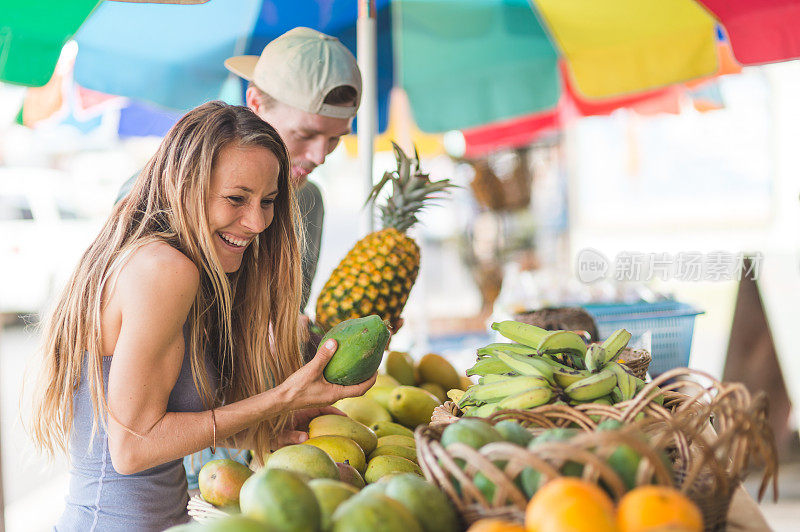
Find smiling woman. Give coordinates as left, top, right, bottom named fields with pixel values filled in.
left=207, top=144, right=280, bottom=273
left=26, top=101, right=377, bottom=531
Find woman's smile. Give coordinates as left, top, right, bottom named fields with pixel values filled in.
left=217, top=231, right=253, bottom=251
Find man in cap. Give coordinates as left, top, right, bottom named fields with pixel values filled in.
left=118, top=26, right=361, bottom=316
left=116, top=27, right=362, bottom=490
left=225, top=27, right=361, bottom=313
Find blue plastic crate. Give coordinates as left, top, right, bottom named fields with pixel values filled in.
left=582, top=300, right=704, bottom=377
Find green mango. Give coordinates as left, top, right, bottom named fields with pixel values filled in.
left=605, top=445, right=641, bottom=491
left=595, top=418, right=624, bottom=431
left=364, top=455, right=422, bottom=484
left=193, top=516, right=274, bottom=531
left=388, top=386, right=440, bottom=428
left=440, top=418, right=503, bottom=450
left=383, top=474, right=459, bottom=532
left=493, top=420, right=533, bottom=446
left=371, top=421, right=415, bottom=439
left=473, top=471, right=496, bottom=503
left=365, top=385, right=396, bottom=411
left=240, top=469, right=321, bottom=532
left=595, top=418, right=646, bottom=492
left=266, top=444, right=339, bottom=480
left=369, top=444, right=418, bottom=464
left=518, top=467, right=542, bottom=499
left=323, top=315, right=391, bottom=385
left=308, top=479, right=359, bottom=531
left=528, top=428, right=584, bottom=478
left=332, top=493, right=422, bottom=532
left=385, top=351, right=417, bottom=386
left=358, top=481, right=389, bottom=498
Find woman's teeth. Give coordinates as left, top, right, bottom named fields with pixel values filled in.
left=219, top=233, right=248, bottom=248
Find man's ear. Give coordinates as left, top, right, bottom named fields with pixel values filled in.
left=245, top=86, right=262, bottom=115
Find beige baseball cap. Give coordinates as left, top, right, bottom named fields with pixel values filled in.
left=225, top=27, right=362, bottom=119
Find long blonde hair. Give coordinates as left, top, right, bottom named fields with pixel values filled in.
left=30, top=101, right=303, bottom=460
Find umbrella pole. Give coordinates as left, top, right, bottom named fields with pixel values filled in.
left=0, top=322, right=4, bottom=532
left=357, top=0, right=377, bottom=234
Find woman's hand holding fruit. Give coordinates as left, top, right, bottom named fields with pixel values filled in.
left=277, top=339, right=377, bottom=412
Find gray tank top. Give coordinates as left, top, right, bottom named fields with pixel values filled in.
left=56, top=330, right=217, bottom=531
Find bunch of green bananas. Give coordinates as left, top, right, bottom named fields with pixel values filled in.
left=457, top=321, right=662, bottom=416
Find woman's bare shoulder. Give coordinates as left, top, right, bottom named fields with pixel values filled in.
left=116, top=241, right=200, bottom=305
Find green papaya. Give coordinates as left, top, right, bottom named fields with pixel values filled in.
left=323, top=315, right=391, bottom=386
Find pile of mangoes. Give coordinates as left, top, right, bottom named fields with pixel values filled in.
left=175, top=411, right=460, bottom=531
left=336, top=350, right=469, bottom=432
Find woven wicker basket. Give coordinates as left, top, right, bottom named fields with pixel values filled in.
left=422, top=368, right=778, bottom=531
left=616, top=348, right=651, bottom=380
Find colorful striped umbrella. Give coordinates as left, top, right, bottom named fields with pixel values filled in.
left=3, top=0, right=800, bottom=134
left=0, top=1, right=210, bottom=86
left=458, top=44, right=742, bottom=158
left=395, top=0, right=800, bottom=132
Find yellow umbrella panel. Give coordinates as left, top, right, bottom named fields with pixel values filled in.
left=534, top=0, right=719, bottom=99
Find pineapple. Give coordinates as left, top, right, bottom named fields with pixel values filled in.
left=315, top=143, right=455, bottom=331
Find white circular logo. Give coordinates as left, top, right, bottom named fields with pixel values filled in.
left=576, top=248, right=609, bottom=283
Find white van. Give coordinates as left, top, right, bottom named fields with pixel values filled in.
left=0, top=168, right=100, bottom=316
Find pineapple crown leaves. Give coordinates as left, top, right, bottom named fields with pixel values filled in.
left=365, top=142, right=457, bottom=233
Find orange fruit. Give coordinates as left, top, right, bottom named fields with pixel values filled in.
left=617, top=486, right=703, bottom=532
left=525, top=478, right=617, bottom=532
left=467, top=518, right=526, bottom=532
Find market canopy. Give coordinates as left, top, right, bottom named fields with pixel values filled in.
left=458, top=45, right=741, bottom=158
left=2, top=0, right=800, bottom=133
left=0, top=0, right=212, bottom=86
left=395, top=0, right=800, bottom=131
